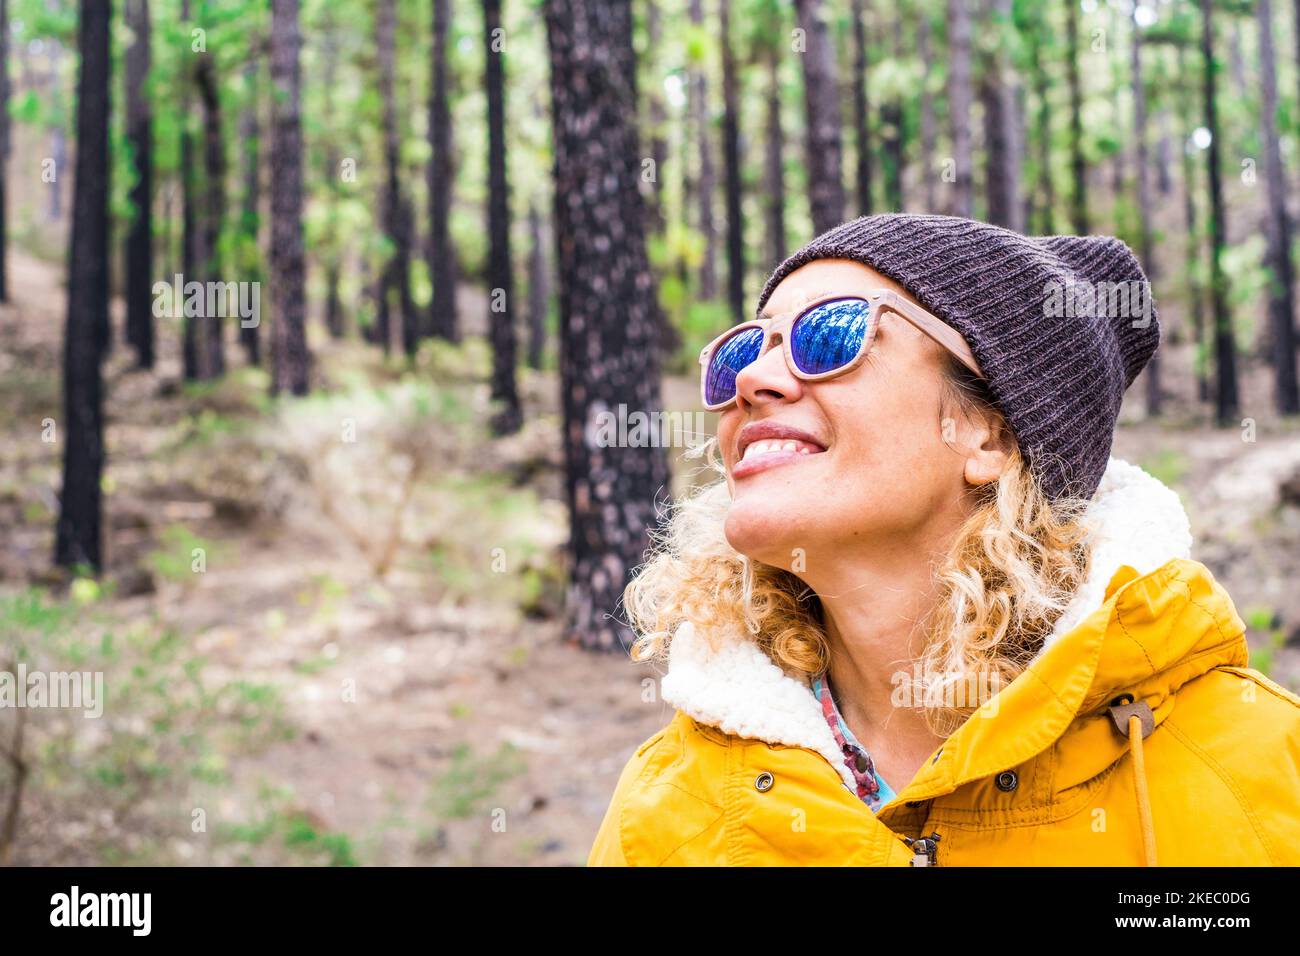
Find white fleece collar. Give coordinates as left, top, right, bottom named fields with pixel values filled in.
left=658, top=456, right=1193, bottom=794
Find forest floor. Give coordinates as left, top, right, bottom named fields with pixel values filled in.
left=1, top=247, right=1299, bottom=865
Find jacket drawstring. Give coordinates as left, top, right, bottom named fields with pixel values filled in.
left=1109, top=698, right=1157, bottom=867
left=1127, top=714, right=1157, bottom=867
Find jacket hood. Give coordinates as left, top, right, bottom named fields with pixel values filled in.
left=659, top=456, right=1218, bottom=797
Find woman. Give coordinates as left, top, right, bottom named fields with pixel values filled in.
left=588, top=214, right=1300, bottom=867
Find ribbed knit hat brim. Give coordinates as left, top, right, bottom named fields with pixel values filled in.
left=755, top=214, right=1160, bottom=502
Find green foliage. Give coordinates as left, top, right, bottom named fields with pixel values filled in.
left=872, top=57, right=919, bottom=102
left=1244, top=606, right=1279, bottom=635
left=674, top=298, right=735, bottom=376
left=1248, top=629, right=1289, bottom=681
left=147, top=524, right=225, bottom=584
left=283, top=817, right=358, bottom=867
left=0, top=589, right=294, bottom=865
left=0, top=589, right=75, bottom=656
left=217, top=786, right=358, bottom=866
left=425, top=470, right=565, bottom=612
left=1139, top=448, right=1189, bottom=489
left=1219, top=236, right=1269, bottom=345
left=427, top=741, right=523, bottom=820
left=172, top=407, right=247, bottom=449
left=649, top=223, right=738, bottom=374
left=1246, top=616, right=1287, bottom=678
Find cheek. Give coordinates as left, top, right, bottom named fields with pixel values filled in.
left=716, top=411, right=741, bottom=463
left=815, top=369, right=962, bottom=526
left=720, top=378, right=957, bottom=564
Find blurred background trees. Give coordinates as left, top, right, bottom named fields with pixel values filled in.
left=9, top=0, right=1300, bottom=640
left=7, top=0, right=1300, bottom=632
left=2, top=0, right=1300, bottom=866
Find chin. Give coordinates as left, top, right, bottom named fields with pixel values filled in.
left=723, top=497, right=808, bottom=571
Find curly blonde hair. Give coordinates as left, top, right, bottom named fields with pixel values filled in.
left=625, top=354, right=1095, bottom=738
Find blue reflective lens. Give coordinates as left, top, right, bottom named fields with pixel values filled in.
left=790, top=299, right=872, bottom=375
left=704, top=325, right=764, bottom=406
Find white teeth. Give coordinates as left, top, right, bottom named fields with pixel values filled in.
left=740, top=438, right=823, bottom=462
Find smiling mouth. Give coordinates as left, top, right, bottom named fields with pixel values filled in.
left=740, top=438, right=824, bottom=462
left=732, top=438, right=826, bottom=478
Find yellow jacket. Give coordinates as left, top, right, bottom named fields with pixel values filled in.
left=589, top=459, right=1300, bottom=866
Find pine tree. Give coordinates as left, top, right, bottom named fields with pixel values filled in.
left=55, top=0, right=111, bottom=571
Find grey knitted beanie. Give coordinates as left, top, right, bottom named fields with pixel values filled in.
left=755, top=214, right=1160, bottom=502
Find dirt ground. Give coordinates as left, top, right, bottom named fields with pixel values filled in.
left=2, top=243, right=1298, bottom=866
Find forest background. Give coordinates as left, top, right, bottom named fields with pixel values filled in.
left=1, top=0, right=1299, bottom=866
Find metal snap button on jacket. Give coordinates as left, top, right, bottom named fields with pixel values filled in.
left=996, top=770, right=1019, bottom=792
left=754, top=772, right=774, bottom=792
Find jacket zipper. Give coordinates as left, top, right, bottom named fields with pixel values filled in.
left=905, top=832, right=941, bottom=866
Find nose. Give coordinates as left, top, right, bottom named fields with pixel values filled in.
left=734, top=331, right=803, bottom=411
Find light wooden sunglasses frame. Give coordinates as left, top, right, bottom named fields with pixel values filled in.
left=698, top=290, right=985, bottom=412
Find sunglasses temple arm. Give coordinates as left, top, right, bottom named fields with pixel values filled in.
left=881, top=293, right=985, bottom=379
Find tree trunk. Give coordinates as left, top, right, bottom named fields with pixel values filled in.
left=56, top=0, right=110, bottom=571
left=1155, top=108, right=1172, bottom=197
left=850, top=0, right=873, bottom=216
left=1200, top=0, right=1238, bottom=425
left=428, top=0, right=459, bottom=341
left=0, top=0, right=10, bottom=303
left=180, top=0, right=199, bottom=380
left=1130, top=7, right=1159, bottom=415
left=764, top=45, right=786, bottom=266
left=1257, top=0, right=1299, bottom=413
left=159, top=163, right=173, bottom=276
left=688, top=0, right=717, bottom=300
left=544, top=0, right=670, bottom=651
left=378, top=0, right=416, bottom=356
left=195, top=50, right=226, bottom=379
left=125, top=0, right=153, bottom=368
left=370, top=268, right=389, bottom=348
left=526, top=200, right=547, bottom=369
left=794, top=0, right=846, bottom=233
left=269, top=0, right=309, bottom=395
left=47, top=40, right=66, bottom=223
left=1228, top=18, right=1248, bottom=102
left=320, top=12, right=343, bottom=341
left=917, top=11, right=937, bottom=214
left=1027, top=6, right=1055, bottom=234
left=1178, top=44, right=1209, bottom=403
left=484, top=0, right=522, bottom=432
left=1066, top=0, right=1088, bottom=233
left=1109, top=60, right=1125, bottom=206
left=720, top=0, right=744, bottom=318
left=238, top=55, right=263, bottom=362
left=880, top=18, right=905, bottom=212
left=947, top=0, right=974, bottom=217
left=50, top=125, right=66, bottom=222
left=645, top=0, right=668, bottom=235
left=979, top=0, right=1022, bottom=230
left=626, top=11, right=670, bottom=369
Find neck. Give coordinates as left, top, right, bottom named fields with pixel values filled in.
left=801, top=519, right=964, bottom=784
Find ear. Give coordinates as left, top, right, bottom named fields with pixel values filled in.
left=959, top=408, right=1014, bottom=488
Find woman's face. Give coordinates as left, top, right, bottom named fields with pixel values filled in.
left=718, top=258, right=990, bottom=574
